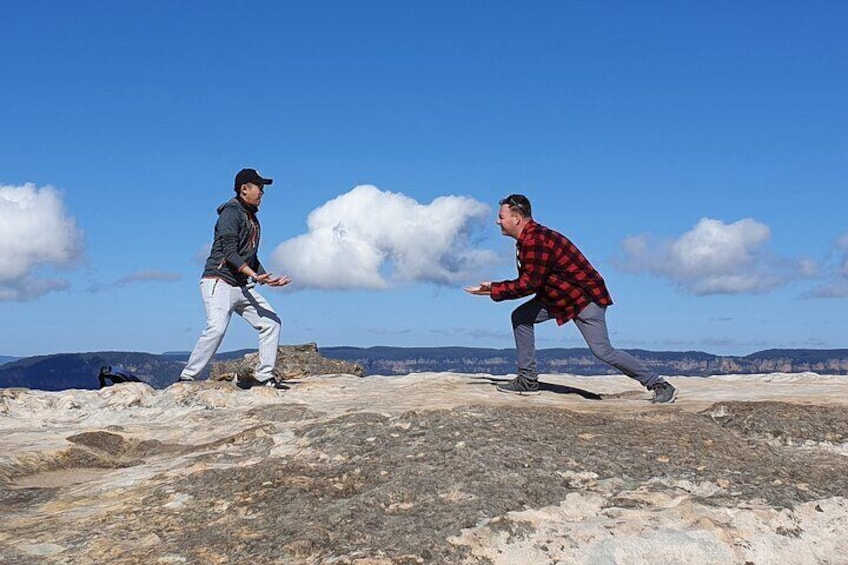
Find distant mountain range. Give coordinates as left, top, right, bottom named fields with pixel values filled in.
left=1, top=346, right=846, bottom=391
left=0, top=356, right=20, bottom=367
left=0, top=350, right=254, bottom=391
left=321, top=346, right=848, bottom=378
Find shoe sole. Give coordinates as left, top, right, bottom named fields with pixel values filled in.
left=264, top=382, right=290, bottom=390
left=235, top=378, right=290, bottom=391
left=497, top=386, right=541, bottom=396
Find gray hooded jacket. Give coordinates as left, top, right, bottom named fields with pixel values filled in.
left=201, top=198, right=266, bottom=287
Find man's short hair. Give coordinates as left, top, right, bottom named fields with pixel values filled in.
left=500, top=194, right=532, bottom=218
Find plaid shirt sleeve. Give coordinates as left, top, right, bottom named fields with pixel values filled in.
left=490, top=229, right=552, bottom=300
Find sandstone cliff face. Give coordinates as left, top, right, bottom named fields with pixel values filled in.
left=1, top=372, right=847, bottom=564
left=328, top=349, right=848, bottom=377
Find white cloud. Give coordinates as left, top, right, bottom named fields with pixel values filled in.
left=804, top=233, right=848, bottom=298
left=269, top=185, right=498, bottom=290
left=116, top=270, right=182, bottom=287
left=0, top=183, right=84, bottom=301
left=0, top=278, right=70, bottom=301
left=798, top=258, right=820, bottom=278
left=618, top=217, right=798, bottom=295
left=807, top=281, right=848, bottom=299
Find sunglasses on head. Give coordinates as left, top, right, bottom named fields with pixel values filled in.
left=501, top=195, right=529, bottom=217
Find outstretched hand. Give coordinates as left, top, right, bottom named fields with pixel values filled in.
left=464, top=282, right=492, bottom=296
left=256, top=274, right=292, bottom=287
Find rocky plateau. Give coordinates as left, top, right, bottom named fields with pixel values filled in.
left=1, top=368, right=847, bottom=564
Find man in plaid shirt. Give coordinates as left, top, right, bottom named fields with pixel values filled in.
left=466, top=194, right=677, bottom=403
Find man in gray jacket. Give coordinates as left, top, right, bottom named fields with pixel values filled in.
left=178, top=168, right=291, bottom=388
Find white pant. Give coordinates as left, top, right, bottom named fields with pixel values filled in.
left=180, top=278, right=282, bottom=381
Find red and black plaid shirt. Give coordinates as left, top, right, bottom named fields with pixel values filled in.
left=490, top=220, right=613, bottom=325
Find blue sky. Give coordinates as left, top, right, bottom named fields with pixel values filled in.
left=1, top=1, right=846, bottom=357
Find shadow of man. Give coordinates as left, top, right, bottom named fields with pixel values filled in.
left=468, top=376, right=602, bottom=400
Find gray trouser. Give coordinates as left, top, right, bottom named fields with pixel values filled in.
left=180, top=278, right=282, bottom=381
left=511, top=299, right=661, bottom=389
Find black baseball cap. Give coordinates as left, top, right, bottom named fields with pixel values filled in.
left=234, top=168, right=273, bottom=190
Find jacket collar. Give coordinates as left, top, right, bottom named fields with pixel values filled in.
left=236, top=196, right=259, bottom=215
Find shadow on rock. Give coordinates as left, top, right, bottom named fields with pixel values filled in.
left=470, top=376, right=603, bottom=399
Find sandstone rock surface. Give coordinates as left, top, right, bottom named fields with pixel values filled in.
left=1, top=372, right=847, bottom=564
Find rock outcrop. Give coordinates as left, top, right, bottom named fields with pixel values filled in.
left=210, top=342, right=365, bottom=381
left=1, top=372, right=847, bottom=564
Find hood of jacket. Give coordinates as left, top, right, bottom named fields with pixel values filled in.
left=217, top=197, right=258, bottom=216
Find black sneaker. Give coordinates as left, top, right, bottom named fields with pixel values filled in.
left=649, top=382, right=677, bottom=404
left=236, top=374, right=289, bottom=390
left=497, top=376, right=541, bottom=396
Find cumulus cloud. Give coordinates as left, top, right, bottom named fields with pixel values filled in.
left=0, top=183, right=84, bottom=301
left=803, top=234, right=848, bottom=298
left=617, top=217, right=803, bottom=295
left=269, top=185, right=498, bottom=290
